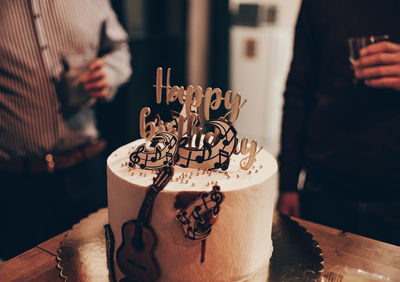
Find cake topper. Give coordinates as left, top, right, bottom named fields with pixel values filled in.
left=132, top=67, right=262, bottom=171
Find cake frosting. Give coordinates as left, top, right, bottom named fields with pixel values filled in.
left=107, top=139, right=277, bottom=282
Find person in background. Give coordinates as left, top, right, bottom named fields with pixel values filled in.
left=277, top=0, right=400, bottom=246
left=0, top=0, right=132, bottom=260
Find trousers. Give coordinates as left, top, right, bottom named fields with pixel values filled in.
left=0, top=153, right=107, bottom=260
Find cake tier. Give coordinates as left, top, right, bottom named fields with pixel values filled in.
left=107, top=139, right=277, bottom=282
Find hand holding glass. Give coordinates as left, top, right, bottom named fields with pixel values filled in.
left=348, top=35, right=391, bottom=85
left=348, top=35, right=400, bottom=91
left=348, top=35, right=390, bottom=65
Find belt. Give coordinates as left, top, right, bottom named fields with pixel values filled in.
left=0, top=140, right=106, bottom=174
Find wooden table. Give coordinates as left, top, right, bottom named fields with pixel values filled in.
left=1, top=217, right=399, bottom=282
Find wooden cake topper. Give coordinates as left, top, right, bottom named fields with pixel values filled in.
left=131, top=67, right=263, bottom=171
left=116, top=167, right=174, bottom=281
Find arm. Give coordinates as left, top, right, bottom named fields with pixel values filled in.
left=354, top=41, right=400, bottom=91
left=82, top=0, right=132, bottom=100
left=278, top=0, right=318, bottom=216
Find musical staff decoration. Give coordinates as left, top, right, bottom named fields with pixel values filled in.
left=129, top=131, right=178, bottom=170
left=175, top=119, right=237, bottom=170
left=176, top=186, right=224, bottom=241
left=175, top=185, right=225, bottom=263
left=129, top=118, right=238, bottom=171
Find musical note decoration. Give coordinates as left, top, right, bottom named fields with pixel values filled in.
left=175, top=185, right=224, bottom=263
left=129, top=131, right=179, bottom=170
left=175, top=119, right=237, bottom=171
left=129, top=119, right=237, bottom=171
left=176, top=185, right=224, bottom=241
left=116, top=167, right=174, bottom=281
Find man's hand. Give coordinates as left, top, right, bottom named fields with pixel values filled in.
left=354, top=41, right=400, bottom=91
left=277, top=191, right=300, bottom=217
left=80, top=58, right=110, bottom=98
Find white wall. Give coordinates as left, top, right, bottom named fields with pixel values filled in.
left=185, top=0, right=302, bottom=157
left=230, top=0, right=301, bottom=29
left=229, top=0, right=301, bottom=156
left=187, top=0, right=210, bottom=87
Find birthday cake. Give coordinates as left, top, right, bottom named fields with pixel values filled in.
left=105, top=68, right=277, bottom=281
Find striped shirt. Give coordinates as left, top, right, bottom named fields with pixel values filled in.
left=0, top=0, right=132, bottom=159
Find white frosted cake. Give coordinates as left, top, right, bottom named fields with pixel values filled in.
left=106, top=139, right=277, bottom=282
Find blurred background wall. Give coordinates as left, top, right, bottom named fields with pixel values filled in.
left=229, top=0, right=301, bottom=156
left=101, top=0, right=301, bottom=157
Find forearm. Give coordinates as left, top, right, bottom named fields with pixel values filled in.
left=103, top=43, right=132, bottom=100
left=98, top=0, right=132, bottom=100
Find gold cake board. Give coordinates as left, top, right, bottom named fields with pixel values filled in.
left=57, top=208, right=324, bottom=281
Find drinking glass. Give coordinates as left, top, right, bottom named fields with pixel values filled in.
left=61, top=52, right=96, bottom=114
left=348, top=35, right=391, bottom=85
left=348, top=35, right=391, bottom=65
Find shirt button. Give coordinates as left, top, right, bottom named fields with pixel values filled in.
left=40, top=45, right=48, bottom=51
left=33, top=13, right=40, bottom=19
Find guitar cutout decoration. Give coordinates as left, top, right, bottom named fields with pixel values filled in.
left=116, top=166, right=174, bottom=281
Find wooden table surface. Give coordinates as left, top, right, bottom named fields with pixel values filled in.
left=1, top=216, right=399, bottom=282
